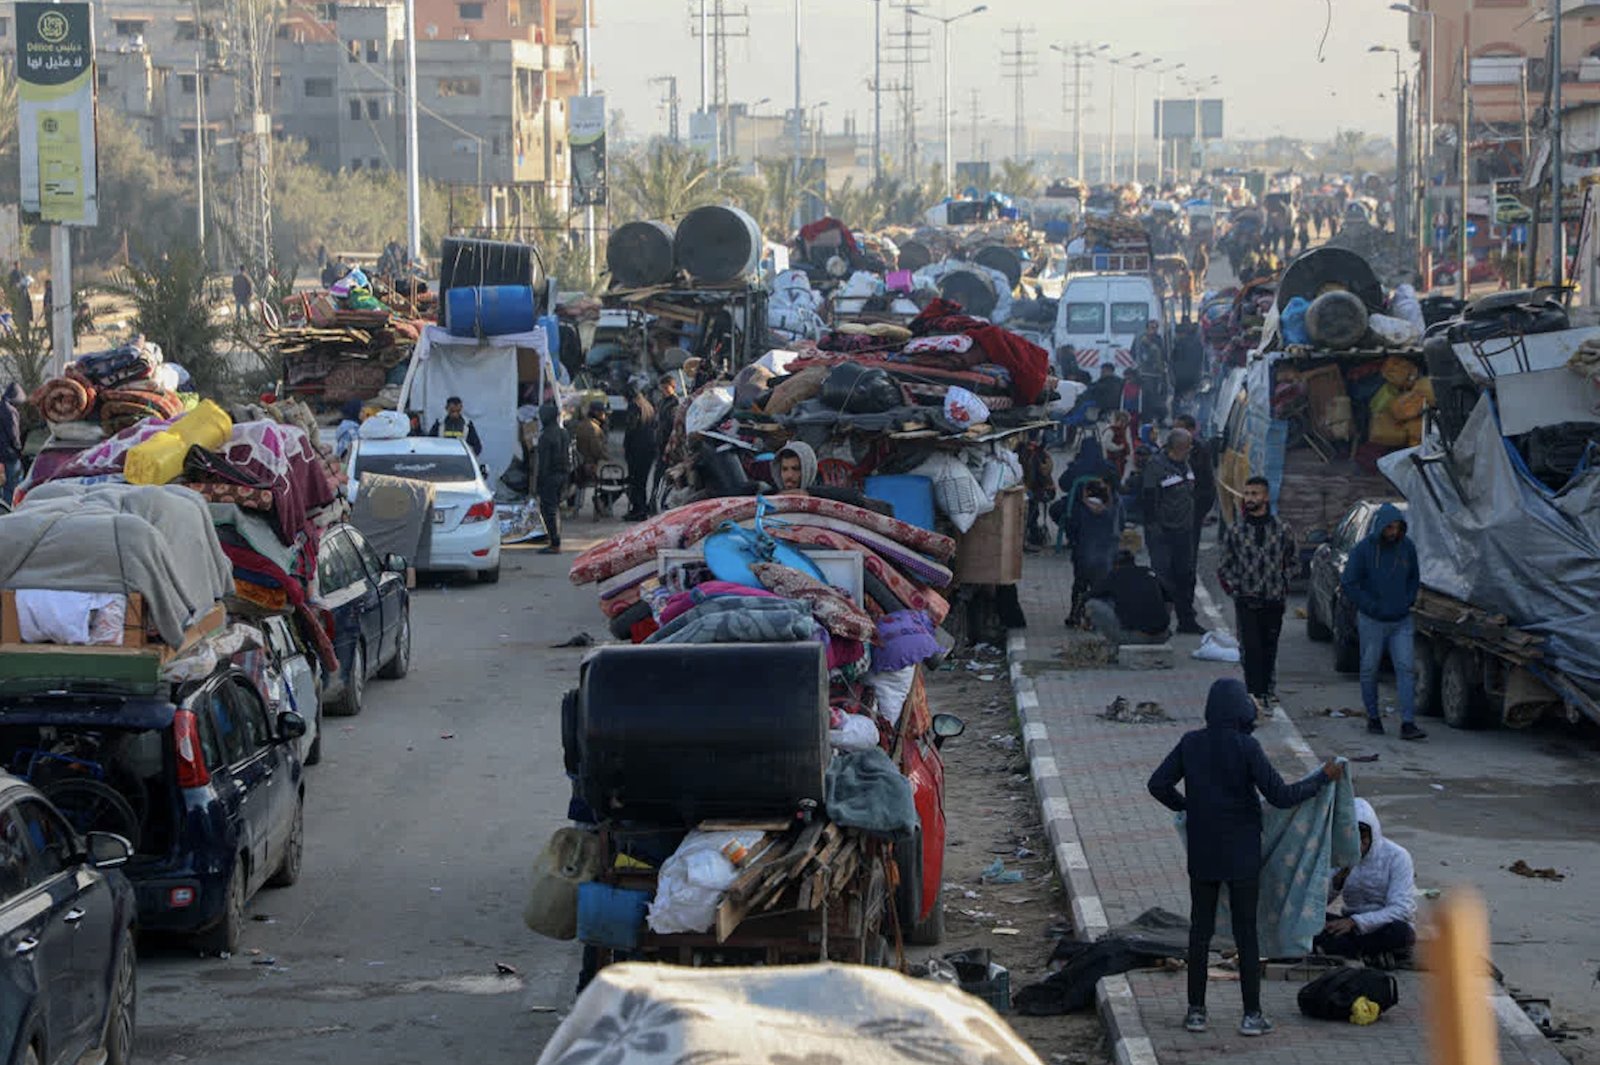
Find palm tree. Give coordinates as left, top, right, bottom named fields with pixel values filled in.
left=826, top=176, right=889, bottom=231
left=105, top=247, right=229, bottom=397
left=754, top=158, right=823, bottom=239
left=997, top=158, right=1041, bottom=199
left=612, top=141, right=736, bottom=221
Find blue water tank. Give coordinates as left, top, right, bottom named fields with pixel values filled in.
left=445, top=285, right=538, bottom=338
left=864, top=474, right=936, bottom=531
left=576, top=882, right=652, bottom=950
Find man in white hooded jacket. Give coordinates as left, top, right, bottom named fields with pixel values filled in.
left=1315, top=798, right=1417, bottom=962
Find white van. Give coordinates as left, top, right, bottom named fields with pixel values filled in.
left=1051, top=275, right=1164, bottom=376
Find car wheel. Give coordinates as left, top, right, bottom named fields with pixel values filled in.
left=330, top=644, right=365, bottom=717
left=268, top=798, right=304, bottom=887
left=379, top=609, right=411, bottom=680
left=104, top=928, right=136, bottom=1065
left=198, top=858, right=247, bottom=955
left=1414, top=637, right=1444, bottom=718
left=478, top=563, right=501, bottom=584
left=1441, top=648, right=1490, bottom=730
left=1306, top=599, right=1333, bottom=642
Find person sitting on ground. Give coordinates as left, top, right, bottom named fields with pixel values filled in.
left=1085, top=545, right=1172, bottom=646
left=429, top=396, right=483, bottom=455
left=1314, top=798, right=1417, bottom=966
left=1066, top=477, right=1121, bottom=626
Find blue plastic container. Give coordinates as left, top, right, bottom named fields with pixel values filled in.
left=445, top=284, right=538, bottom=338
left=576, top=882, right=652, bottom=950
left=864, top=474, right=936, bottom=531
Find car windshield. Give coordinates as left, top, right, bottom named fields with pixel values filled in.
left=355, top=452, right=478, bottom=482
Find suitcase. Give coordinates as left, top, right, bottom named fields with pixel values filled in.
left=577, top=643, right=830, bottom=824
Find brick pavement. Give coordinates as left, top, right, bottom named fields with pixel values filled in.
left=1009, top=547, right=1565, bottom=1065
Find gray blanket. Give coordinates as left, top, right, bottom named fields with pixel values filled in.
left=2, top=483, right=234, bottom=645
left=824, top=748, right=917, bottom=839
left=350, top=473, right=435, bottom=565
left=644, top=596, right=815, bottom=646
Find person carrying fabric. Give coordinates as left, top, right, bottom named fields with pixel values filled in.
left=1314, top=798, right=1416, bottom=965
left=1085, top=546, right=1171, bottom=645
left=0, top=382, right=24, bottom=505
left=430, top=396, right=484, bottom=456
left=1066, top=478, right=1122, bottom=626
left=1142, top=427, right=1203, bottom=635
left=1339, top=502, right=1426, bottom=741
left=534, top=403, right=571, bottom=555
left=620, top=384, right=657, bottom=522
left=1148, top=678, right=1343, bottom=1037
left=1218, top=476, right=1297, bottom=713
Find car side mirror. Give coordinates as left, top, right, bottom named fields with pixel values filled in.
left=277, top=710, right=308, bottom=742
left=87, top=831, right=133, bottom=869
left=384, top=553, right=407, bottom=573
left=931, top=713, right=966, bottom=750
left=1305, top=529, right=1330, bottom=545
left=480, top=464, right=489, bottom=478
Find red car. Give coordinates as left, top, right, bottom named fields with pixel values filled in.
left=896, top=710, right=965, bottom=944
left=1431, top=257, right=1498, bottom=289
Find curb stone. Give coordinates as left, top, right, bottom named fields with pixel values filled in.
left=1004, top=627, right=1569, bottom=1065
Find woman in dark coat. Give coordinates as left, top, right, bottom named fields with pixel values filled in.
left=1147, top=679, right=1341, bottom=1037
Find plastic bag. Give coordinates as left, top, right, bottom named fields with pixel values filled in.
left=1280, top=296, right=1311, bottom=347
left=1389, top=283, right=1426, bottom=334
left=913, top=452, right=985, bottom=533
left=360, top=410, right=412, bottom=440
left=647, top=830, right=771, bottom=935
left=685, top=387, right=734, bottom=436
left=1368, top=313, right=1421, bottom=348
left=1190, top=631, right=1241, bottom=663
left=820, top=362, right=903, bottom=414
left=944, top=386, right=991, bottom=429
left=869, top=665, right=917, bottom=726
left=828, top=714, right=882, bottom=753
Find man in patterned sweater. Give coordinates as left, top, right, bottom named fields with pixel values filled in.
left=1217, top=476, right=1297, bottom=713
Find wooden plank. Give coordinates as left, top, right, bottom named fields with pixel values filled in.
left=1422, top=891, right=1499, bottom=1065
left=696, top=819, right=793, bottom=833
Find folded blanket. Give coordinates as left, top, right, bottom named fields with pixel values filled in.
left=644, top=595, right=814, bottom=645
left=750, top=562, right=876, bottom=643
left=30, top=375, right=97, bottom=423
left=99, top=387, right=186, bottom=434
left=74, top=342, right=162, bottom=389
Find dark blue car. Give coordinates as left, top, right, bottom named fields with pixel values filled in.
left=314, top=523, right=411, bottom=716
left=0, top=773, right=138, bottom=1065
left=0, top=667, right=307, bottom=955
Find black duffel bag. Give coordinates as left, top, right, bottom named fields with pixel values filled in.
left=820, top=361, right=905, bottom=414
left=1297, top=966, right=1400, bottom=1022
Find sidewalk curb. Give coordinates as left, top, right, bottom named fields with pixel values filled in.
left=1004, top=629, right=1568, bottom=1065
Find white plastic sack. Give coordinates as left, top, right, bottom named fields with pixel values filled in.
left=913, top=452, right=985, bottom=533
left=840, top=271, right=883, bottom=299
left=1368, top=313, right=1421, bottom=348
left=14, top=590, right=125, bottom=646
left=647, top=830, right=770, bottom=935
left=829, top=714, right=882, bottom=753
left=756, top=349, right=802, bottom=376
left=869, top=665, right=917, bottom=727
left=685, top=387, right=734, bottom=437
left=359, top=409, right=411, bottom=440
left=943, top=386, right=991, bottom=429
left=1190, top=631, right=1242, bottom=663
left=1390, top=284, right=1426, bottom=334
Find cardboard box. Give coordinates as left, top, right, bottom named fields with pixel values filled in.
left=956, top=487, right=1025, bottom=585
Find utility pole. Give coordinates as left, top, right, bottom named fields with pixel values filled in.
left=699, top=0, right=708, bottom=112
left=1460, top=44, right=1469, bottom=301
left=1000, top=26, right=1038, bottom=161
left=195, top=51, right=206, bottom=261
left=1550, top=0, right=1565, bottom=289
left=886, top=1, right=930, bottom=180
left=872, top=0, right=883, bottom=181
left=968, top=87, right=982, bottom=163
left=651, top=76, right=681, bottom=144
left=404, top=0, right=421, bottom=265
left=1052, top=43, right=1096, bottom=184
left=689, top=0, right=749, bottom=161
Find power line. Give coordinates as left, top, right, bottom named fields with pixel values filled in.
left=1000, top=25, right=1038, bottom=160
left=885, top=0, right=931, bottom=179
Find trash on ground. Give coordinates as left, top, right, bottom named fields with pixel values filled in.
left=991, top=927, right=1021, bottom=935
left=551, top=633, right=594, bottom=648
left=252, top=957, right=277, bottom=966
left=981, top=858, right=1025, bottom=884
left=1509, top=859, right=1565, bottom=881
left=496, top=962, right=519, bottom=976
left=1100, top=696, right=1169, bottom=723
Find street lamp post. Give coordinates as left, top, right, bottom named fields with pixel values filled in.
left=1390, top=3, right=1434, bottom=278
left=907, top=5, right=989, bottom=196
left=1153, top=61, right=1183, bottom=184
left=1104, top=52, right=1140, bottom=184
left=1371, top=45, right=1406, bottom=244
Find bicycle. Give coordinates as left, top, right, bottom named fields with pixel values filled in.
left=11, top=742, right=144, bottom=848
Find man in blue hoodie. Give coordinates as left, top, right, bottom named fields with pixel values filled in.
left=1149, top=678, right=1343, bottom=1037
left=1340, top=503, right=1427, bottom=740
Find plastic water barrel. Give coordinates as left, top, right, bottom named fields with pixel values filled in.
left=436, top=237, right=544, bottom=324
left=445, top=285, right=539, bottom=338
left=975, top=245, right=1024, bottom=290
left=607, top=220, right=677, bottom=288
left=673, top=205, right=763, bottom=283
left=575, top=882, right=651, bottom=950
left=937, top=269, right=999, bottom=319
left=898, top=240, right=933, bottom=273
left=865, top=474, right=936, bottom=531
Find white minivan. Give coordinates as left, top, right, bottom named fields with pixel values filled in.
left=1051, top=275, right=1164, bottom=376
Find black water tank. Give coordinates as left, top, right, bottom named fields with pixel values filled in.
left=607, top=220, right=677, bottom=289
left=673, top=205, right=763, bottom=283
left=436, top=237, right=545, bottom=322
left=898, top=240, right=933, bottom=273
left=974, top=245, right=1023, bottom=290
left=578, top=643, right=829, bottom=824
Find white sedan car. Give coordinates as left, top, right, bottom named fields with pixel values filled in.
left=347, top=436, right=503, bottom=583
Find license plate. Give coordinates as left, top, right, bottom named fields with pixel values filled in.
left=432, top=511, right=446, bottom=523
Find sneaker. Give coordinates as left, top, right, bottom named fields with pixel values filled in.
left=1184, top=1006, right=1208, bottom=1033
left=1366, top=718, right=1385, bottom=735
left=1266, top=693, right=1284, bottom=712
left=1401, top=722, right=1428, bottom=741
left=538, top=546, right=562, bottom=555
left=1238, top=1012, right=1275, bottom=1037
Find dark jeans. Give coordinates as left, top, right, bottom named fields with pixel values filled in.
left=1313, top=914, right=1416, bottom=959
left=1235, top=598, right=1286, bottom=698
left=1189, top=876, right=1261, bottom=1013
left=1191, top=496, right=1214, bottom=559
left=1147, top=524, right=1197, bottom=627
left=537, top=476, right=564, bottom=548
left=625, top=452, right=652, bottom=515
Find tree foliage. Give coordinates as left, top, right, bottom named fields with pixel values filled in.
left=996, top=158, right=1042, bottom=199
left=104, top=247, right=231, bottom=397
left=611, top=141, right=735, bottom=221
left=0, top=283, right=52, bottom=397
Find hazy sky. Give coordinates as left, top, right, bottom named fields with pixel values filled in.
left=595, top=0, right=1412, bottom=154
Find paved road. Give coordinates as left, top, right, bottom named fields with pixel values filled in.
left=134, top=535, right=607, bottom=1063
left=1191, top=534, right=1600, bottom=1059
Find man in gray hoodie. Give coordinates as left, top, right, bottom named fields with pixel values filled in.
left=1314, top=798, right=1416, bottom=965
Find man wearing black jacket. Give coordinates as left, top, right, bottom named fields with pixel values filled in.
left=1142, top=427, right=1203, bottom=634
left=620, top=384, right=656, bottom=521
left=1085, top=548, right=1172, bottom=647
left=1176, top=415, right=1216, bottom=554
left=534, top=404, right=571, bottom=555
left=1218, top=476, right=1297, bottom=712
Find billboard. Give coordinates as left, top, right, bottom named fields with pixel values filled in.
left=1154, top=98, right=1224, bottom=141
left=18, top=2, right=98, bottom=225
left=568, top=95, right=607, bottom=207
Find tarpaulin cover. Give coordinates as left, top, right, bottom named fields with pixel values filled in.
left=349, top=473, right=435, bottom=567
left=1, top=482, right=234, bottom=645
left=1380, top=394, right=1600, bottom=697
